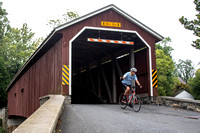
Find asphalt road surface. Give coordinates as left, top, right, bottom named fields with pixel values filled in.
left=57, top=102, right=200, bottom=133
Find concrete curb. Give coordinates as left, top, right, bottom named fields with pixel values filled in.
left=13, top=95, right=65, bottom=133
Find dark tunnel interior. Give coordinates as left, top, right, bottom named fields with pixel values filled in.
left=71, top=29, right=147, bottom=104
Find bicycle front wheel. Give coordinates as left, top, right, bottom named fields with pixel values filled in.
left=131, top=95, right=141, bottom=112
left=119, top=93, right=127, bottom=109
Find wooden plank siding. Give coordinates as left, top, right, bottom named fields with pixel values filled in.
left=7, top=38, right=62, bottom=118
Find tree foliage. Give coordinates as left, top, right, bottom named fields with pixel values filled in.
left=0, top=2, right=10, bottom=107
left=0, top=57, right=9, bottom=107
left=1, top=24, right=41, bottom=78
left=189, top=69, right=200, bottom=99
left=173, top=82, right=190, bottom=96
left=175, top=59, right=195, bottom=83
left=179, top=0, right=200, bottom=49
left=47, top=9, right=79, bottom=28
left=156, top=37, right=174, bottom=57
left=0, top=2, right=10, bottom=39
left=156, top=37, right=176, bottom=96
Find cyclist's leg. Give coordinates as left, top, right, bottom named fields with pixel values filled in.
left=122, top=83, right=127, bottom=95
left=124, top=86, right=130, bottom=96
left=121, top=83, right=128, bottom=102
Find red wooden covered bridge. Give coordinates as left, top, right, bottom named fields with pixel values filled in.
left=6, top=4, right=163, bottom=118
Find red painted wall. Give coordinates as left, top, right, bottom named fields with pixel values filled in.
left=7, top=38, right=62, bottom=118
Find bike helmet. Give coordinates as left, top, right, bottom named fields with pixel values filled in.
left=130, top=67, right=137, bottom=72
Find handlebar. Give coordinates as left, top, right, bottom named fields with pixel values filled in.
left=130, top=85, right=141, bottom=92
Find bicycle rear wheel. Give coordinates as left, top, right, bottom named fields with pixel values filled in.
left=119, top=93, right=127, bottom=109
left=131, top=95, right=141, bottom=112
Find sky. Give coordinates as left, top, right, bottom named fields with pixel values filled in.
left=2, top=0, right=200, bottom=69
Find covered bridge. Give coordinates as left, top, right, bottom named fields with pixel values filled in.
left=6, top=4, right=163, bottom=118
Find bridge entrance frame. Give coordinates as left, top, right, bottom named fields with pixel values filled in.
left=69, top=26, right=153, bottom=103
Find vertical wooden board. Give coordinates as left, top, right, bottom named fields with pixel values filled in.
left=32, top=64, right=36, bottom=115
left=28, top=68, right=31, bottom=116
left=46, top=49, right=50, bottom=94
left=58, top=39, right=62, bottom=94
left=20, top=74, right=24, bottom=116
left=23, top=70, right=29, bottom=117
left=33, top=63, right=39, bottom=113
left=50, top=47, right=55, bottom=94
left=7, top=85, right=15, bottom=116
left=52, top=46, right=55, bottom=94
left=35, top=60, right=40, bottom=109
left=39, top=56, right=43, bottom=96
left=13, top=85, right=17, bottom=115
left=146, top=49, right=151, bottom=96
left=135, top=49, right=148, bottom=94
left=39, top=55, right=45, bottom=96
left=54, top=41, right=58, bottom=93
left=29, top=66, right=34, bottom=115
left=43, top=53, right=48, bottom=95
left=14, top=79, right=18, bottom=115
left=17, top=76, right=22, bottom=116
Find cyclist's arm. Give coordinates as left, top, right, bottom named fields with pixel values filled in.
left=136, top=80, right=142, bottom=88
left=120, top=76, right=125, bottom=80
left=120, top=73, right=128, bottom=80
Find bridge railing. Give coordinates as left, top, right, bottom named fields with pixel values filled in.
left=12, top=95, right=65, bottom=133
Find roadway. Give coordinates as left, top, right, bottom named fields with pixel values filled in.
left=57, top=102, right=200, bottom=133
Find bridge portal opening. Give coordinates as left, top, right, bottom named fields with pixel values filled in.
left=70, top=27, right=150, bottom=104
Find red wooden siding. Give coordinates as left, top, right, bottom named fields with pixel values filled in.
left=7, top=38, right=62, bottom=118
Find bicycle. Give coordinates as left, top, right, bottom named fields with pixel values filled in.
left=119, top=86, right=141, bottom=112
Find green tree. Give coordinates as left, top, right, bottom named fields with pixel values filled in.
left=173, top=82, right=190, bottom=96
left=0, top=2, right=10, bottom=39
left=156, top=37, right=176, bottom=96
left=0, top=57, right=10, bottom=108
left=175, top=59, right=195, bottom=83
left=179, top=0, right=200, bottom=49
left=156, top=37, right=174, bottom=57
left=1, top=24, right=41, bottom=78
left=47, top=9, right=79, bottom=28
left=0, top=1, right=10, bottom=107
left=189, top=69, right=200, bottom=99
left=0, top=1, right=10, bottom=57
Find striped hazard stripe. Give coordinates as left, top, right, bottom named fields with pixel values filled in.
left=88, top=38, right=134, bottom=45
left=152, top=69, right=158, bottom=88
left=62, top=65, right=69, bottom=85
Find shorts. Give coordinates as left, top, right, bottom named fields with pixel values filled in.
left=122, top=82, right=131, bottom=91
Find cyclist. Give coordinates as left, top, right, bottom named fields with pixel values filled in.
left=120, top=67, right=142, bottom=103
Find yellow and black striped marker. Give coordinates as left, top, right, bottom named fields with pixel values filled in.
left=62, top=65, right=69, bottom=85
left=152, top=69, right=158, bottom=88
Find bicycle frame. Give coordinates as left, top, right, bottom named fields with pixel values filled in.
left=128, top=87, right=136, bottom=103
left=119, top=86, right=141, bottom=112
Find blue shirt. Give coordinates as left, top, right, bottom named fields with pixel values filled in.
left=122, top=72, right=138, bottom=85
